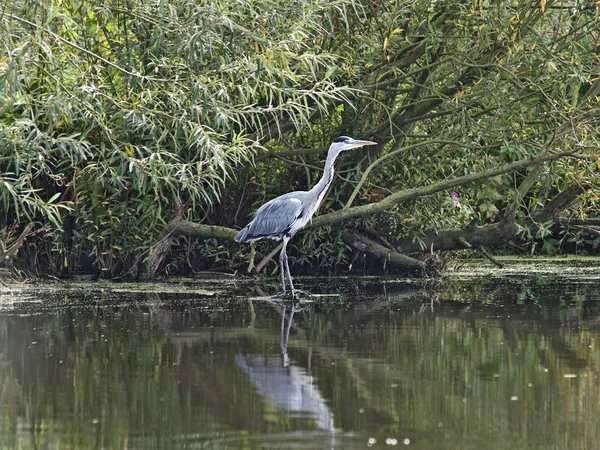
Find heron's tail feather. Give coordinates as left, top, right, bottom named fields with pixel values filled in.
left=234, top=226, right=249, bottom=243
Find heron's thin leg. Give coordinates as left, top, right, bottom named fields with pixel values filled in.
left=280, top=306, right=286, bottom=348
left=276, top=236, right=310, bottom=297
left=281, top=236, right=296, bottom=292
left=278, top=243, right=287, bottom=293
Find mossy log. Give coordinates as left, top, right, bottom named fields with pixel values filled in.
left=166, top=216, right=238, bottom=240
left=395, top=219, right=519, bottom=255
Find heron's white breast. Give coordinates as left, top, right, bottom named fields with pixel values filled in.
left=289, top=213, right=311, bottom=236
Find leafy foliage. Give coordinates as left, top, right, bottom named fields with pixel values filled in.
left=1, top=0, right=599, bottom=276
left=1, top=0, right=359, bottom=274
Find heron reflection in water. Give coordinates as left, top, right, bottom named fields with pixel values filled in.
left=235, top=302, right=336, bottom=437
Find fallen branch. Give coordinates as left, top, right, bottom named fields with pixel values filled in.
left=478, top=245, right=504, bottom=268
left=504, top=165, right=545, bottom=222
left=394, top=179, right=597, bottom=255
left=566, top=224, right=600, bottom=237
left=165, top=150, right=581, bottom=245
left=254, top=243, right=282, bottom=274
left=458, top=236, right=503, bottom=268
left=342, top=231, right=425, bottom=275
left=537, top=183, right=592, bottom=222
left=158, top=151, right=584, bottom=278
left=396, top=219, right=519, bottom=254
left=508, top=240, right=526, bottom=252
left=458, top=236, right=472, bottom=249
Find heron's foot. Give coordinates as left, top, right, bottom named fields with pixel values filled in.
left=270, top=288, right=311, bottom=299
left=291, top=288, right=311, bottom=297
left=271, top=289, right=293, bottom=299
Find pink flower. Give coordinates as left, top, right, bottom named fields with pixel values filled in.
left=451, top=191, right=459, bottom=200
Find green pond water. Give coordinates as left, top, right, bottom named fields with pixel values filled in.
left=1, top=260, right=600, bottom=449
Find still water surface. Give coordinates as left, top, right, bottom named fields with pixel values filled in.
left=1, top=261, right=600, bottom=449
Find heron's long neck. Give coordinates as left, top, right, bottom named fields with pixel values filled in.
left=308, top=148, right=340, bottom=209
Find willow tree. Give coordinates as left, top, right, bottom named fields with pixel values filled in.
left=1, top=0, right=599, bottom=278
left=1, top=0, right=354, bottom=275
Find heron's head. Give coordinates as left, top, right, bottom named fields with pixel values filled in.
left=330, top=136, right=377, bottom=152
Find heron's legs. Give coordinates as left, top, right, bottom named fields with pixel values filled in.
left=279, top=236, right=310, bottom=297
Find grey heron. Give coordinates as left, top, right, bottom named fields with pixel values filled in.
left=235, top=136, right=377, bottom=295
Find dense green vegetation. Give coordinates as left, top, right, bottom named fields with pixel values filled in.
left=1, top=0, right=599, bottom=278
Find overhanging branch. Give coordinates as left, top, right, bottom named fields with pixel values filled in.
left=311, top=150, right=579, bottom=229
left=168, top=150, right=580, bottom=241
left=166, top=217, right=237, bottom=240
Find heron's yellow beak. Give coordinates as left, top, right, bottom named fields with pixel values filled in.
left=351, top=139, right=377, bottom=148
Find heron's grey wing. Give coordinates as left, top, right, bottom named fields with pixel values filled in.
left=236, top=193, right=305, bottom=242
